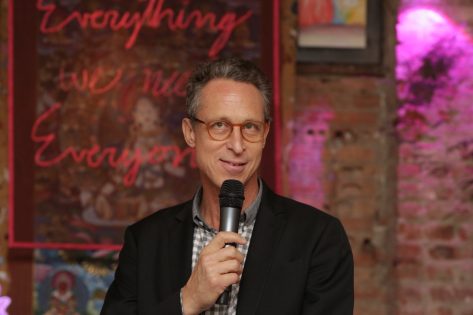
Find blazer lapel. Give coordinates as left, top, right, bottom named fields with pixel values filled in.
left=236, top=185, right=287, bottom=315
left=165, top=202, right=194, bottom=291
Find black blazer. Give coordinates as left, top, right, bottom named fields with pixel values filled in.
left=101, top=183, right=354, bottom=314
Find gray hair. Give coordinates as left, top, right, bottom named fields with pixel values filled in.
left=186, top=57, right=272, bottom=121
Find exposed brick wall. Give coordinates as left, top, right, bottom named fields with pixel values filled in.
left=291, top=75, right=396, bottom=315
left=280, top=1, right=399, bottom=315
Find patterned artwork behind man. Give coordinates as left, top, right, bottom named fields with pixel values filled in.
left=34, top=250, right=115, bottom=314
left=10, top=0, right=263, bottom=247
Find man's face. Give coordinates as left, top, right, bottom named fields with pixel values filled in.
left=182, top=79, right=269, bottom=191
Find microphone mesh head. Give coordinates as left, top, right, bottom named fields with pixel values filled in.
left=219, top=179, right=245, bottom=208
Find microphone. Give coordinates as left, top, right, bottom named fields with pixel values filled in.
left=216, top=179, right=244, bottom=305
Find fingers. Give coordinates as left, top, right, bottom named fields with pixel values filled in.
left=217, top=246, right=245, bottom=264
left=200, top=260, right=241, bottom=294
left=213, top=259, right=244, bottom=278
left=219, top=272, right=241, bottom=286
left=203, top=231, right=246, bottom=253
left=199, top=247, right=244, bottom=276
left=181, top=232, right=246, bottom=314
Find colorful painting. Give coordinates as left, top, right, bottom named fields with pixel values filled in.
left=9, top=0, right=264, bottom=248
left=34, top=250, right=115, bottom=314
left=298, top=0, right=367, bottom=48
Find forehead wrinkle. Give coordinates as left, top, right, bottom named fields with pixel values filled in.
left=197, top=79, right=265, bottom=121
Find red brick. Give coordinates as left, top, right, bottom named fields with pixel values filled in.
left=399, top=143, right=416, bottom=159
left=395, top=261, right=423, bottom=280
left=398, top=163, right=422, bottom=178
left=435, top=307, right=453, bottom=315
left=335, top=145, right=376, bottom=162
left=398, top=286, right=423, bottom=303
left=429, top=245, right=455, bottom=260
left=430, top=287, right=452, bottom=301
left=459, top=224, right=473, bottom=241
left=456, top=265, right=473, bottom=285
left=426, top=265, right=454, bottom=282
left=430, top=287, right=473, bottom=302
left=398, top=182, right=421, bottom=200
left=397, top=243, right=423, bottom=263
left=426, top=225, right=455, bottom=241
left=454, top=243, right=473, bottom=259
left=333, top=111, right=379, bottom=127
left=398, top=222, right=423, bottom=240
left=334, top=198, right=377, bottom=219
left=396, top=307, right=424, bottom=315
left=433, top=186, right=455, bottom=201
left=342, top=217, right=374, bottom=231
left=426, top=206, right=457, bottom=220
left=398, top=202, right=427, bottom=219
left=353, top=94, right=380, bottom=109
left=355, top=284, right=383, bottom=299
left=354, top=240, right=378, bottom=267
left=355, top=302, right=388, bottom=315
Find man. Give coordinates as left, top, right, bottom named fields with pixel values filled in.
left=101, top=57, right=354, bottom=314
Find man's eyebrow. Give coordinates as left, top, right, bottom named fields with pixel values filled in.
left=212, top=116, right=263, bottom=121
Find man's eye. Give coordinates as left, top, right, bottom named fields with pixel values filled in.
left=211, top=121, right=229, bottom=129
left=243, top=122, right=261, bottom=131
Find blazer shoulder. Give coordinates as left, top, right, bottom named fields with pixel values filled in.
left=266, top=189, right=341, bottom=227
left=261, top=187, right=351, bottom=257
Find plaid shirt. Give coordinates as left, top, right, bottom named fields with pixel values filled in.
left=187, top=180, right=262, bottom=315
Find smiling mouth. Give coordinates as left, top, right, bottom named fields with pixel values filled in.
left=221, top=160, right=246, bottom=167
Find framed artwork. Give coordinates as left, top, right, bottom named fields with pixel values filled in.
left=8, top=0, right=280, bottom=250
left=33, top=250, right=115, bottom=314
left=297, top=0, right=382, bottom=65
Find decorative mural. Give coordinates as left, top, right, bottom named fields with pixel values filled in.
left=3, top=0, right=276, bottom=310
left=9, top=0, right=265, bottom=248
left=34, top=250, right=115, bottom=314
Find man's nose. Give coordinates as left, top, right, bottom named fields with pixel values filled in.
left=226, top=127, right=245, bottom=153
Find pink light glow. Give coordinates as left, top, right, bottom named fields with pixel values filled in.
left=396, top=7, right=470, bottom=79
left=0, top=285, right=11, bottom=315
left=398, top=8, right=451, bottom=43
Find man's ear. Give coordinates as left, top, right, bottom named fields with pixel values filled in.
left=262, top=122, right=271, bottom=148
left=182, top=118, right=196, bottom=148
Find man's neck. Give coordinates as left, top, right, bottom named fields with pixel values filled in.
left=200, top=179, right=259, bottom=230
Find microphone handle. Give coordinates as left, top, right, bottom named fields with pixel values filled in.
left=220, top=206, right=240, bottom=232
left=216, top=206, right=241, bottom=305
left=216, top=286, right=232, bottom=305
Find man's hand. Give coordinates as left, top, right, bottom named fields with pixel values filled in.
left=181, top=231, right=247, bottom=315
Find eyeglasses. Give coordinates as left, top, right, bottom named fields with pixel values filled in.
left=190, top=117, right=267, bottom=143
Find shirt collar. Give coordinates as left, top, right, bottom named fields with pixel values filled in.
left=192, top=178, right=263, bottom=230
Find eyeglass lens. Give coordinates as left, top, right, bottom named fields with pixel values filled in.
left=202, top=119, right=265, bottom=142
